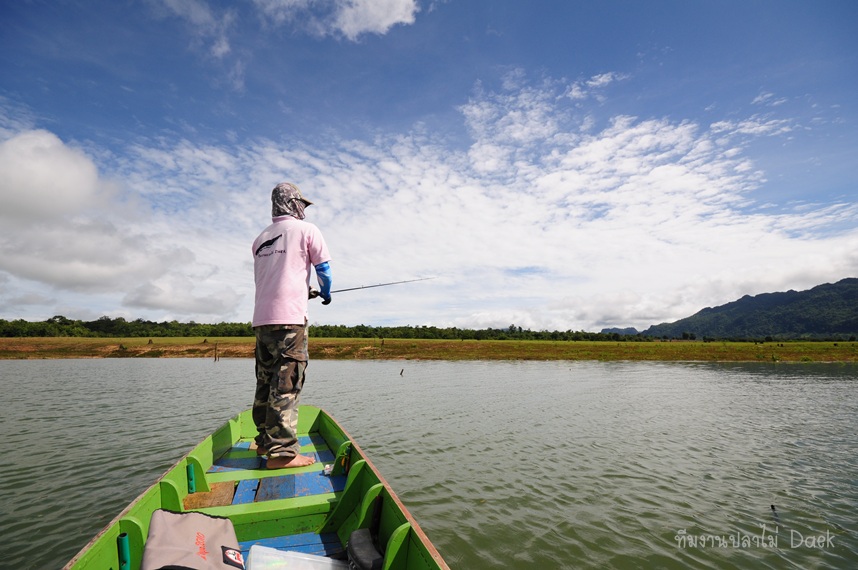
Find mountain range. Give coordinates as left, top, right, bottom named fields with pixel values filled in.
left=604, top=278, right=858, bottom=340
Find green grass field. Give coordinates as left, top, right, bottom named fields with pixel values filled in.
left=1, top=337, right=857, bottom=362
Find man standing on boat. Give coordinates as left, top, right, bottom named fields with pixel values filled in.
left=252, top=182, right=332, bottom=469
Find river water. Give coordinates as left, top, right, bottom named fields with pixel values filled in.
left=1, top=359, right=856, bottom=569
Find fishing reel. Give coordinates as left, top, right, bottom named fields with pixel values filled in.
left=308, top=288, right=331, bottom=304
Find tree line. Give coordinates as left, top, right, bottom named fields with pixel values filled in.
left=10, top=316, right=848, bottom=342
left=308, top=323, right=650, bottom=341
left=0, top=316, right=251, bottom=338
left=0, top=316, right=654, bottom=342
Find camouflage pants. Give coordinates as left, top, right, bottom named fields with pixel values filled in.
left=253, top=323, right=309, bottom=460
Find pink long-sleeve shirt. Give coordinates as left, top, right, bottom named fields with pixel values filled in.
left=252, top=216, right=331, bottom=327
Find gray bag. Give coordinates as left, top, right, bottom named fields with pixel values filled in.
left=141, top=510, right=245, bottom=570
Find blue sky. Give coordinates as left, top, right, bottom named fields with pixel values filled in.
left=1, top=0, right=857, bottom=332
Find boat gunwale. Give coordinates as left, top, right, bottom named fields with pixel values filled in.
left=322, top=409, right=451, bottom=570
left=62, top=436, right=192, bottom=569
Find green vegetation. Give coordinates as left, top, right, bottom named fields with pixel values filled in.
left=0, top=315, right=251, bottom=338
left=644, top=278, right=858, bottom=340
left=3, top=300, right=857, bottom=345
left=309, top=323, right=650, bottom=341
left=0, top=316, right=659, bottom=341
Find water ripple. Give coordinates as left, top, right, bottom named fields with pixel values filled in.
left=1, top=359, right=856, bottom=569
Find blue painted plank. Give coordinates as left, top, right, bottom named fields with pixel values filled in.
left=243, top=532, right=337, bottom=549
left=233, top=479, right=259, bottom=504
left=256, top=472, right=347, bottom=501
left=295, top=472, right=347, bottom=496
left=315, top=449, right=335, bottom=463
left=304, top=434, right=328, bottom=448
left=208, top=456, right=263, bottom=473
left=257, top=474, right=294, bottom=502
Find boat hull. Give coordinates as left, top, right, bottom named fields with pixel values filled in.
left=63, top=406, right=448, bottom=570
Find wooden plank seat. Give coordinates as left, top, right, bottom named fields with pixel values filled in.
left=238, top=472, right=347, bottom=503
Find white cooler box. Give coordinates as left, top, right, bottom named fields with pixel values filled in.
left=246, top=545, right=348, bottom=570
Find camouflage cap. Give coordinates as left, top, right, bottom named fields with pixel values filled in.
left=271, top=182, right=313, bottom=219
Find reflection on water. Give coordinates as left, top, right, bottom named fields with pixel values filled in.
left=1, top=359, right=856, bottom=569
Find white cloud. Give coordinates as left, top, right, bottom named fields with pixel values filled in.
left=0, top=130, right=103, bottom=221
left=1, top=74, right=855, bottom=330
left=124, top=275, right=242, bottom=315
left=0, top=97, right=36, bottom=139
left=252, top=0, right=418, bottom=40
left=156, top=0, right=234, bottom=58
left=8, top=292, right=56, bottom=307
left=0, top=129, right=246, bottom=320
left=710, top=117, right=792, bottom=137
left=251, top=0, right=312, bottom=24
left=0, top=216, right=190, bottom=293
left=752, top=92, right=774, bottom=105
left=334, top=0, right=418, bottom=40
left=151, top=0, right=418, bottom=93
left=587, top=72, right=628, bottom=89
left=565, top=71, right=630, bottom=102
left=752, top=92, right=788, bottom=107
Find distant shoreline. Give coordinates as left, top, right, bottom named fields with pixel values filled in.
left=1, top=337, right=857, bottom=362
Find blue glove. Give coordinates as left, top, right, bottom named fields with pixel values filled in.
left=315, top=262, right=332, bottom=305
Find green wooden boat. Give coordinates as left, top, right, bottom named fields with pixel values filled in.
left=63, top=405, right=449, bottom=570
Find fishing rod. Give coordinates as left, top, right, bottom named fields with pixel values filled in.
left=309, top=277, right=434, bottom=299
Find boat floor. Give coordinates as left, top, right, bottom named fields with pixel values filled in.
left=185, top=435, right=347, bottom=558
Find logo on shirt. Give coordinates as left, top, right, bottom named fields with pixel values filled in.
left=255, top=234, right=282, bottom=256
